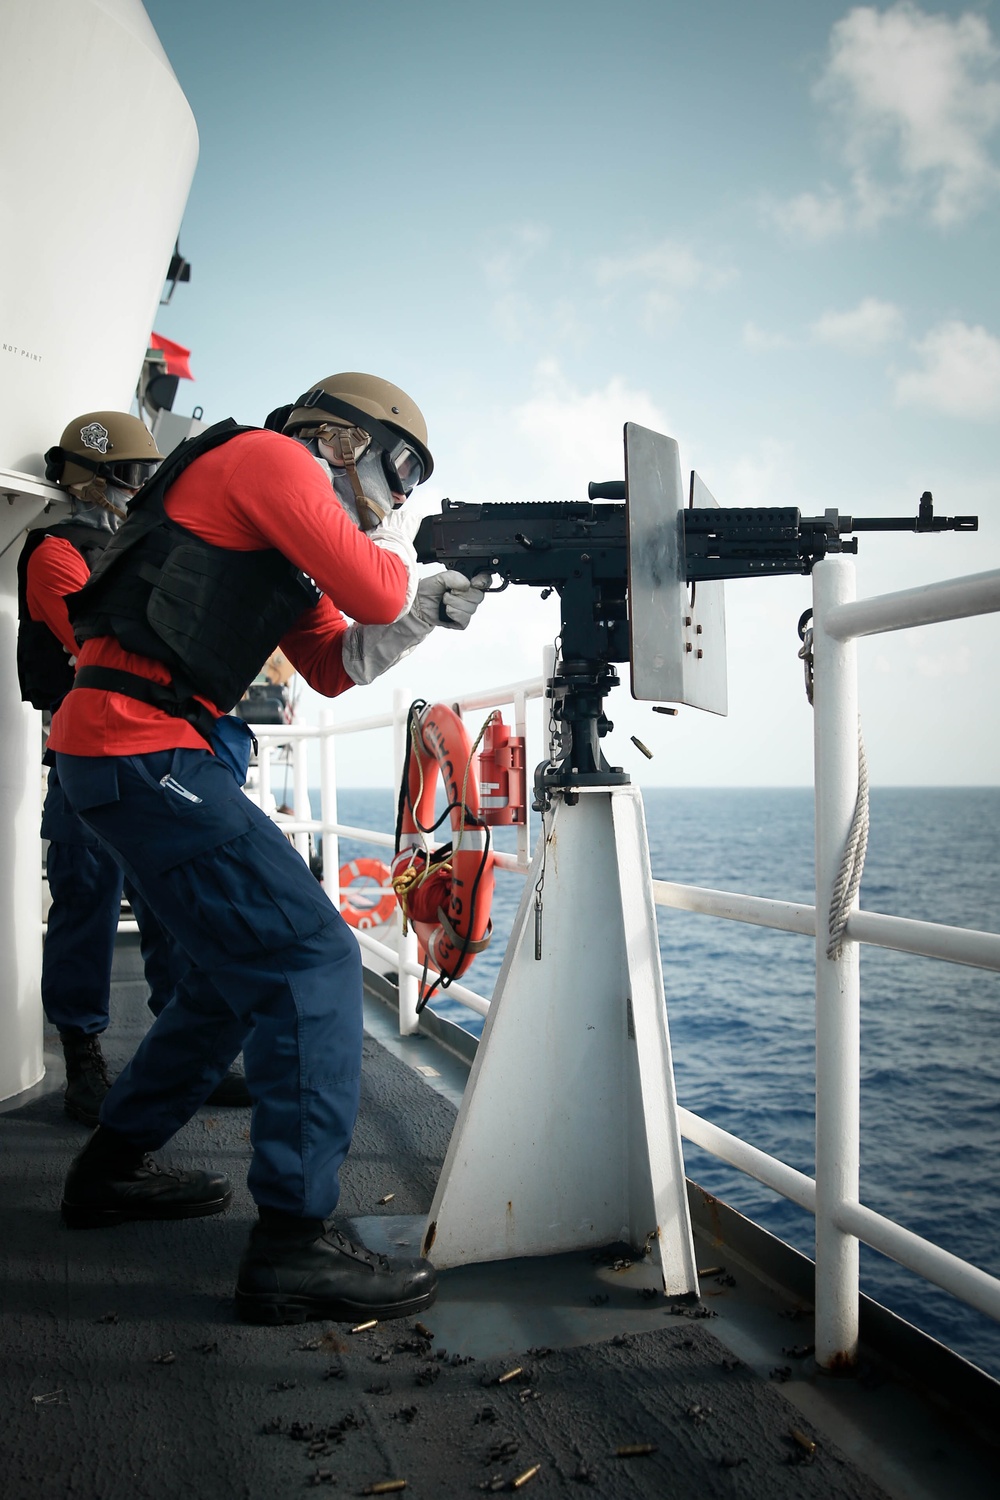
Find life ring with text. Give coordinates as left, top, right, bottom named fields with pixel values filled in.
left=391, top=701, right=494, bottom=992
left=339, top=857, right=396, bottom=930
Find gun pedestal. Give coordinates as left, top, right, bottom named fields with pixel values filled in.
left=421, top=781, right=699, bottom=1298
left=537, top=657, right=630, bottom=803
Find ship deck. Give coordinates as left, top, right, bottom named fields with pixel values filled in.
left=1, top=937, right=997, bottom=1500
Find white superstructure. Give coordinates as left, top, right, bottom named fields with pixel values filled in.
left=0, top=0, right=198, bottom=1101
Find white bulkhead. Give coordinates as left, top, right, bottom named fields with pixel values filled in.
left=0, top=0, right=197, bottom=1101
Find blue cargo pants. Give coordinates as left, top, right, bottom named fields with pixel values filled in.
left=56, top=748, right=362, bottom=1219
left=41, top=765, right=173, bottom=1033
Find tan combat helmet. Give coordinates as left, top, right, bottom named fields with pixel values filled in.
left=45, top=411, right=163, bottom=489
left=282, top=372, right=434, bottom=484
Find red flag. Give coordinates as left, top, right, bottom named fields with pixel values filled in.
left=149, top=332, right=194, bottom=380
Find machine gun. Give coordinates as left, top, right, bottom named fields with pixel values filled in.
left=414, top=425, right=977, bottom=802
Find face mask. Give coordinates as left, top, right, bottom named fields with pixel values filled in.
left=68, top=484, right=125, bottom=531
left=105, top=484, right=135, bottom=524
left=316, top=433, right=397, bottom=530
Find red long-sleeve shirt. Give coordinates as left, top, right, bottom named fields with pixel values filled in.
left=25, top=534, right=90, bottom=655
left=48, top=429, right=409, bottom=756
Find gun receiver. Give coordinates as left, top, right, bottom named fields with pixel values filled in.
left=414, top=490, right=977, bottom=801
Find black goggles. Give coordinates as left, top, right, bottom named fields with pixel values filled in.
left=382, top=441, right=424, bottom=498
left=104, top=459, right=160, bottom=491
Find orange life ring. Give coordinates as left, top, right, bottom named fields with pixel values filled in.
left=339, top=857, right=396, bottom=930
left=391, top=702, right=494, bottom=987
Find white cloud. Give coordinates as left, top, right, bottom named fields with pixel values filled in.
left=595, top=239, right=736, bottom=324
left=894, top=319, right=1000, bottom=418
left=743, top=321, right=797, bottom=352
left=743, top=299, right=903, bottom=357
left=915, top=643, right=973, bottom=678
left=490, top=291, right=534, bottom=343
left=483, top=224, right=552, bottom=341
left=483, top=224, right=550, bottom=288
left=811, top=296, right=905, bottom=352
left=508, top=361, right=675, bottom=496
left=772, top=2, right=1000, bottom=235
left=716, top=440, right=797, bottom=509
left=767, top=188, right=848, bottom=241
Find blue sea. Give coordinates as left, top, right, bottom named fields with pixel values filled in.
left=323, top=786, right=1000, bottom=1382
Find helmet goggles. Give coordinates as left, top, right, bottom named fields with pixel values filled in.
left=386, top=442, right=424, bottom=498
left=106, top=459, right=160, bottom=492
left=44, top=447, right=160, bottom=493
left=298, top=389, right=425, bottom=500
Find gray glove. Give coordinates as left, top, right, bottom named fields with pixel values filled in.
left=412, top=570, right=492, bottom=630
left=341, top=570, right=492, bottom=685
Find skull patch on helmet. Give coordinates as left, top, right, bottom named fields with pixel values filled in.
left=79, top=422, right=111, bottom=454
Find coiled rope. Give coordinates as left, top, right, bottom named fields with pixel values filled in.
left=826, top=725, right=869, bottom=960
left=798, top=610, right=870, bottom=960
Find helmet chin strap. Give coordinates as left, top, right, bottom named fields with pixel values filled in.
left=319, top=430, right=390, bottom=531
left=69, top=477, right=128, bottom=520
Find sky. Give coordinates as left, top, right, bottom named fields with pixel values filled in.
left=142, top=0, right=1000, bottom=786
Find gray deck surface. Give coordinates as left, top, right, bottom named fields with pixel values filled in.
left=0, top=939, right=989, bottom=1499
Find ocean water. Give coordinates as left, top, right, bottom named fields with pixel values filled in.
left=323, top=786, right=1000, bottom=1381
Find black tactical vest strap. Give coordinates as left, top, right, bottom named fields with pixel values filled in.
left=73, top=665, right=219, bottom=743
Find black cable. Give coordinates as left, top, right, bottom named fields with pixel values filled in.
left=394, top=699, right=427, bottom=853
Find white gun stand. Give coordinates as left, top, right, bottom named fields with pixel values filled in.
left=422, top=781, right=699, bottom=1298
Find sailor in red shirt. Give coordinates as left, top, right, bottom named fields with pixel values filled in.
left=55, top=374, right=488, bottom=1326
left=16, top=411, right=178, bottom=1125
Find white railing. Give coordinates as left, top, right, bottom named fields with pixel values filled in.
left=246, top=561, right=1000, bottom=1374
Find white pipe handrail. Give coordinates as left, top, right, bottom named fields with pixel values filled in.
left=677, top=1104, right=1000, bottom=1323
left=835, top=1199, right=1000, bottom=1324
left=824, top=567, right=1000, bottom=641
left=653, top=879, right=1000, bottom=971
left=654, top=880, right=816, bottom=935
left=322, top=822, right=396, bottom=851
left=846, top=908, right=1000, bottom=971
left=677, top=1106, right=817, bottom=1212
left=447, top=673, right=549, bottom=712
left=354, top=928, right=490, bottom=1017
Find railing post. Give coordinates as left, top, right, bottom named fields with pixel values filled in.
left=291, top=735, right=311, bottom=863
left=393, top=686, right=420, bottom=1035
left=320, top=708, right=339, bottom=905
left=257, top=733, right=272, bottom=817
left=811, top=556, right=861, bottom=1372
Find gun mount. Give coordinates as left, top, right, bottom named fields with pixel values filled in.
left=414, top=424, right=977, bottom=804
left=416, top=498, right=633, bottom=801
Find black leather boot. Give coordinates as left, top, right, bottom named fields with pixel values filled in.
left=59, top=1029, right=111, bottom=1127
left=61, top=1124, right=233, bottom=1229
left=235, top=1210, right=438, bottom=1325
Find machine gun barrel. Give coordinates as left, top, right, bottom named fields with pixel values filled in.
left=848, top=492, right=977, bottom=534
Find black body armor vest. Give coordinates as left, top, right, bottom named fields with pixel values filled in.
left=17, top=522, right=113, bottom=709
left=66, top=420, right=321, bottom=721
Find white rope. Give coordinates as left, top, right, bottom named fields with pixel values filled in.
left=826, top=724, right=869, bottom=961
